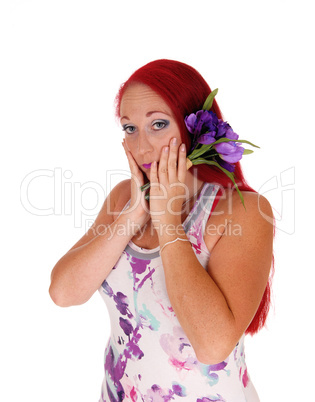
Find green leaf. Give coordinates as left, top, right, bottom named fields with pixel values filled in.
left=188, top=138, right=259, bottom=166
left=208, top=137, right=260, bottom=149
left=191, top=158, right=246, bottom=209
left=202, top=88, right=219, bottom=111
left=141, top=182, right=151, bottom=192
left=243, top=149, right=254, bottom=155
left=237, top=139, right=260, bottom=148
left=188, top=143, right=215, bottom=160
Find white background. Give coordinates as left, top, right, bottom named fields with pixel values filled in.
left=1, top=0, right=314, bottom=401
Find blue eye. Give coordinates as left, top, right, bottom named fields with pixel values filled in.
left=152, top=119, right=170, bottom=130
left=122, top=124, right=136, bottom=134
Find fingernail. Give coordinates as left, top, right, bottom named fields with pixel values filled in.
left=171, top=137, right=177, bottom=145
left=180, top=144, right=186, bottom=152
left=164, top=146, right=169, bottom=153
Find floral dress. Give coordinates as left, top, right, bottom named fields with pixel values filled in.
left=99, top=183, right=259, bottom=401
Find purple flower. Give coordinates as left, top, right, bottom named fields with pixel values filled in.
left=225, top=126, right=239, bottom=140
left=198, top=132, right=216, bottom=145
left=185, top=110, right=220, bottom=149
left=212, top=119, right=244, bottom=165
left=185, top=108, right=244, bottom=169
left=185, top=110, right=238, bottom=145
left=215, top=142, right=244, bottom=163
left=217, top=120, right=234, bottom=138
left=185, top=110, right=218, bottom=136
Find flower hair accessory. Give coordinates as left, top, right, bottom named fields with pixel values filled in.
left=141, top=89, right=259, bottom=208
left=184, top=89, right=259, bottom=207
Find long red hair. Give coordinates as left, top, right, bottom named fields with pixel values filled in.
left=115, top=59, right=273, bottom=335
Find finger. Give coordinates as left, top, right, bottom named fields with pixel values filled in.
left=150, top=160, right=158, bottom=185
left=158, top=145, right=169, bottom=185
left=178, top=143, right=187, bottom=183
left=149, top=160, right=160, bottom=199
left=168, top=137, right=179, bottom=183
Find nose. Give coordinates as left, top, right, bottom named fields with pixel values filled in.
left=137, top=131, right=154, bottom=155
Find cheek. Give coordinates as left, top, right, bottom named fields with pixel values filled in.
left=124, top=137, right=135, bottom=153
left=124, top=138, right=144, bottom=166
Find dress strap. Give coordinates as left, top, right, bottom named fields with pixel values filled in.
left=182, top=183, right=223, bottom=262
left=209, top=185, right=223, bottom=216
left=183, top=183, right=221, bottom=233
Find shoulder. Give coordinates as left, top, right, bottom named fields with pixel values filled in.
left=206, top=189, right=274, bottom=286
left=214, top=188, right=273, bottom=225
left=94, top=178, right=131, bottom=222
left=228, top=190, right=273, bottom=236
left=204, top=189, right=274, bottom=252
left=67, top=179, right=132, bottom=251
left=230, top=190, right=274, bottom=233
left=110, top=179, right=131, bottom=215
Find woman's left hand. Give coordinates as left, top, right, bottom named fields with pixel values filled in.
left=149, top=137, right=187, bottom=235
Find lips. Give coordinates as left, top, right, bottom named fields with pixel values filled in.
left=142, top=163, right=152, bottom=169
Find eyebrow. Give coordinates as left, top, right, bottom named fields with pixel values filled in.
left=120, top=111, right=171, bottom=121
left=146, top=111, right=171, bottom=117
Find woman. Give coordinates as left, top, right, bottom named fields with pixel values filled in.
left=49, top=59, right=274, bottom=401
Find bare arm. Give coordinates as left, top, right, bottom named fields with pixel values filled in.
left=148, top=138, right=274, bottom=365
left=159, top=192, right=273, bottom=364
left=49, top=138, right=151, bottom=308
left=49, top=178, right=149, bottom=307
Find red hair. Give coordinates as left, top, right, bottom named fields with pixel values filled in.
left=116, top=59, right=273, bottom=336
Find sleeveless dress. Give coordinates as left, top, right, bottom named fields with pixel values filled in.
left=98, top=183, right=260, bottom=402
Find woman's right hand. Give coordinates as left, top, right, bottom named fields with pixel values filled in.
left=122, top=140, right=150, bottom=231
left=50, top=143, right=150, bottom=307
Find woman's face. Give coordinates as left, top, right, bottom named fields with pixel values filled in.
left=120, top=83, right=182, bottom=178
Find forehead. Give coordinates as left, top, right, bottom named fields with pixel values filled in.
left=120, top=83, right=173, bottom=117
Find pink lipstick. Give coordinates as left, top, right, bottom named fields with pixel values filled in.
left=142, top=163, right=152, bottom=169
